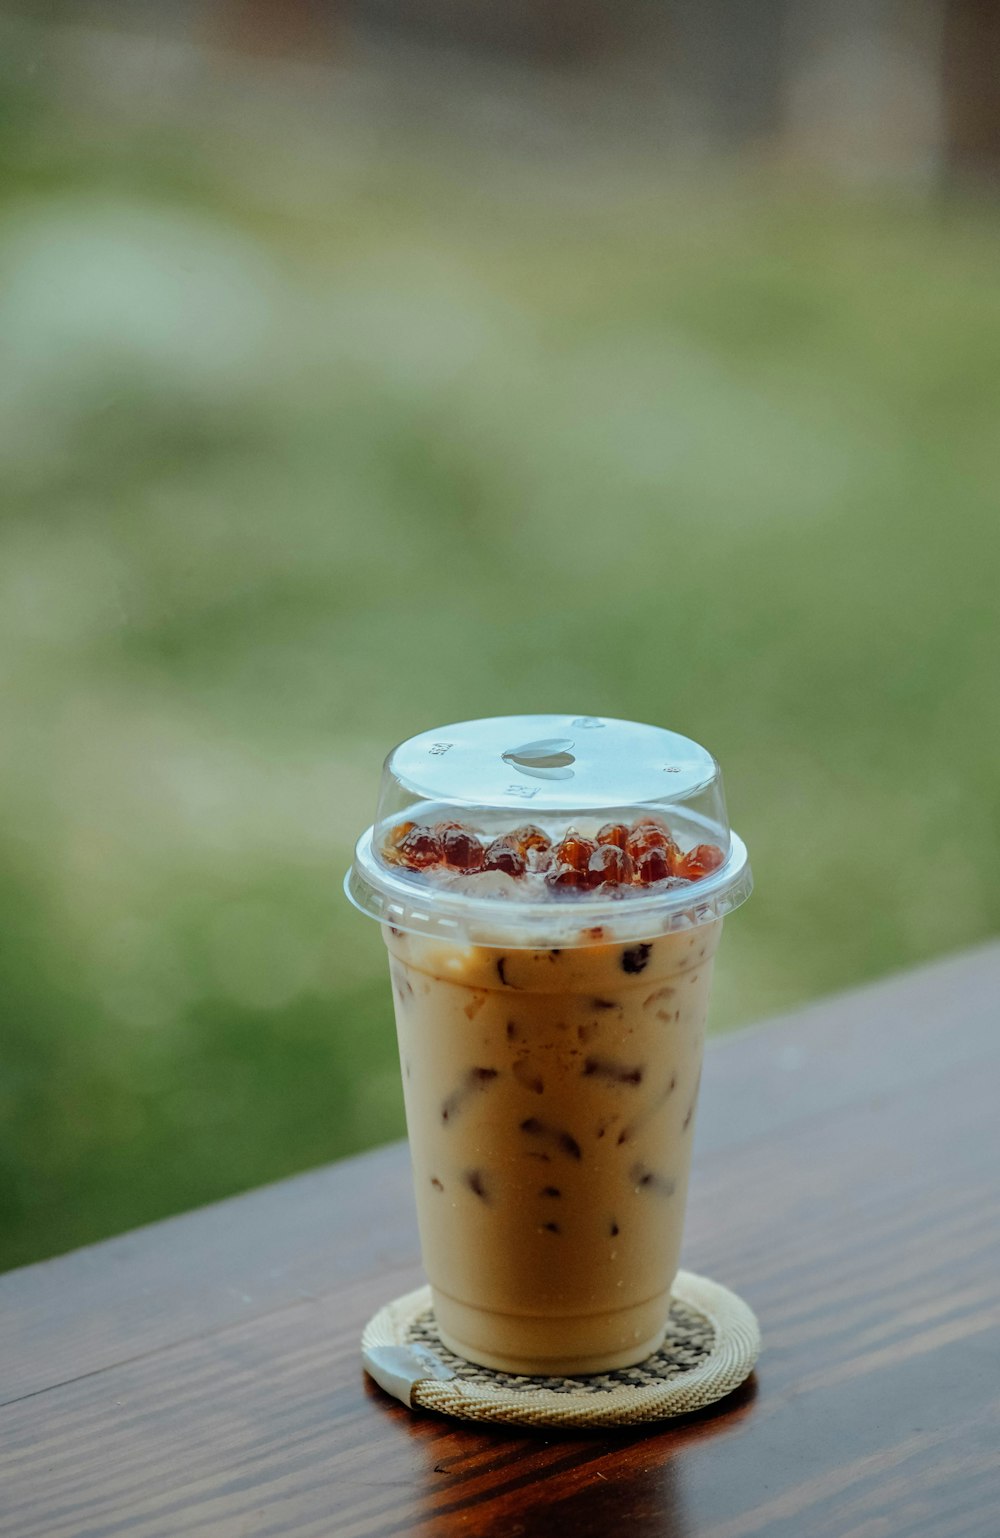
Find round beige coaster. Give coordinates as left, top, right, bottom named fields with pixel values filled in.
left=362, top=1269, right=759, bottom=1428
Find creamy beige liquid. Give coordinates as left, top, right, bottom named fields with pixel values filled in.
left=385, top=920, right=721, bottom=1374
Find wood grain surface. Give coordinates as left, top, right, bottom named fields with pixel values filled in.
left=2, top=943, right=999, bottom=1538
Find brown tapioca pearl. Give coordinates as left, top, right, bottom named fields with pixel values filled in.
left=592, top=997, right=619, bottom=1010
left=440, top=827, right=485, bottom=870
left=483, top=836, right=526, bottom=877
left=577, top=1022, right=597, bottom=1044
left=596, top=822, right=629, bottom=850
left=626, top=819, right=669, bottom=846
left=382, top=821, right=415, bottom=862
left=510, top=824, right=551, bottom=855
left=628, top=826, right=681, bottom=876
left=430, top=1176, right=444, bottom=1191
left=633, top=846, right=671, bottom=885
left=644, top=986, right=674, bottom=1007
left=589, top=847, right=632, bottom=888
left=609, top=1220, right=620, bottom=1237
left=546, top=863, right=588, bottom=891
left=677, top=843, right=725, bottom=880
left=540, top=1186, right=561, bottom=1198
left=553, top=831, right=597, bottom=872
left=397, top=824, right=443, bottom=868
left=540, top=1221, right=561, bottom=1234
left=588, top=845, right=633, bottom=885
left=629, top=816, right=674, bottom=849
left=463, top=992, right=487, bottom=1020
left=506, top=1020, right=519, bottom=1041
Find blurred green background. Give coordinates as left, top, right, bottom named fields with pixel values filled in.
left=2, top=5, right=999, bottom=1271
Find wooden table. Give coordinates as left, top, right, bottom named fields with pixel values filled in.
left=3, top=945, right=999, bottom=1538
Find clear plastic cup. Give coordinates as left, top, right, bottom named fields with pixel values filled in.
left=346, top=715, right=751, bottom=1375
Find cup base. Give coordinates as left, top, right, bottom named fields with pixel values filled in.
left=432, top=1285, right=672, bottom=1376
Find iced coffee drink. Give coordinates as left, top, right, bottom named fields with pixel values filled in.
left=347, top=716, right=751, bottom=1375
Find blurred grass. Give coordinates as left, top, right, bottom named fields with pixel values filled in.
left=1, top=22, right=999, bottom=1270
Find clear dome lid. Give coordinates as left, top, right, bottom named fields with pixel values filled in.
left=345, top=714, right=751, bottom=947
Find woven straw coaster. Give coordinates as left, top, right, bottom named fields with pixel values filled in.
left=362, top=1269, right=759, bottom=1428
